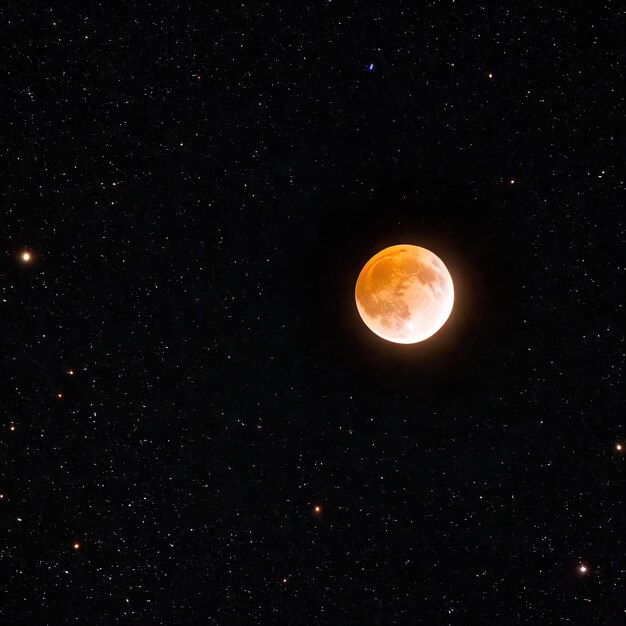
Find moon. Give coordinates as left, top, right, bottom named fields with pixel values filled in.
left=355, top=244, right=454, bottom=344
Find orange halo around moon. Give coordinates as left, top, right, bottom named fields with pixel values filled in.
left=355, top=244, right=454, bottom=344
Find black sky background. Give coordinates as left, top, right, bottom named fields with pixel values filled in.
left=2, top=2, right=624, bottom=624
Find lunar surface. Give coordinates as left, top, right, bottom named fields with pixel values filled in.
left=355, top=244, right=454, bottom=344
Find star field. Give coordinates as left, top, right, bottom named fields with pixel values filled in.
left=2, top=2, right=624, bottom=624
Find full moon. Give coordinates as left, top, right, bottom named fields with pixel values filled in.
left=355, top=244, right=454, bottom=344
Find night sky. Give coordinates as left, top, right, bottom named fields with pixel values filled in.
left=3, top=2, right=624, bottom=624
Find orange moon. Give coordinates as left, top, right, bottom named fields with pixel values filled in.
left=355, top=244, right=454, bottom=344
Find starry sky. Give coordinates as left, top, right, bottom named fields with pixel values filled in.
left=3, top=2, right=624, bottom=624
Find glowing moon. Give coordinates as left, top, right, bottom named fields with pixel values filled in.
left=355, top=244, right=454, bottom=344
